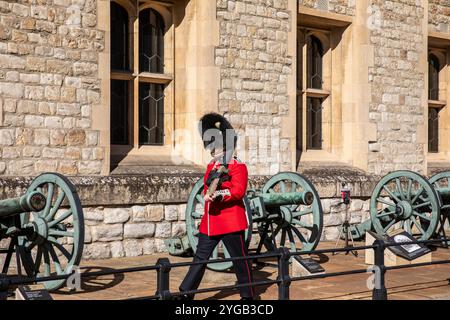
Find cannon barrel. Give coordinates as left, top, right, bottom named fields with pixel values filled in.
left=259, top=191, right=314, bottom=207
left=0, top=191, right=46, bottom=218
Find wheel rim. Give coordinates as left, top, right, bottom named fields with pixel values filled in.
left=430, top=171, right=450, bottom=211
left=19, top=173, right=84, bottom=291
left=261, top=172, right=323, bottom=252
left=370, top=171, right=440, bottom=240
left=430, top=171, right=450, bottom=238
left=185, top=178, right=252, bottom=271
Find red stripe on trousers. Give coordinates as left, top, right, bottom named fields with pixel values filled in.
left=239, top=233, right=254, bottom=298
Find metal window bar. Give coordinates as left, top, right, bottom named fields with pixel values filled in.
left=2, top=238, right=450, bottom=301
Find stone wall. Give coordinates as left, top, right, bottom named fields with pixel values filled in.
left=299, top=0, right=356, bottom=16
left=215, top=0, right=293, bottom=175
left=368, top=0, right=426, bottom=175
left=0, top=0, right=104, bottom=176
left=429, top=0, right=450, bottom=33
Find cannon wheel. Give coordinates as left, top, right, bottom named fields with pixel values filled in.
left=16, top=173, right=84, bottom=291
left=429, top=171, right=450, bottom=242
left=370, top=171, right=440, bottom=240
left=185, top=178, right=252, bottom=271
left=259, top=172, right=323, bottom=253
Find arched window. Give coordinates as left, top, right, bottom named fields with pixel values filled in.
left=307, top=35, right=324, bottom=90
left=429, top=54, right=440, bottom=101
left=111, top=2, right=129, bottom=71
left=110, top=2, right=130, bottom=145
left=110, top=2, right=172, bottom=148
left=304, top=34, right=326, bottom=150
left=139, top=8, right=165, bottom=74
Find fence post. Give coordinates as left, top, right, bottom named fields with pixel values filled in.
left=372, top=240, right=387, bottom=300
left=0, top=276, right=10, bottom=300
left=155, top=258, right=172, bottom=300
left=277, top=247, right=291, bottom=300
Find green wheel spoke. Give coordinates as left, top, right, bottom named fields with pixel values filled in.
left=46, top=191, right=65, bottom=221
left=195, top=195, right=204, bottom=205
left=377, top=210, right=395, bottom=218
left=383, top=219, right=396, bottom=233
left=291, top=182, right=297, bottom=193
left=412, top=201, right=431, bottom=210
left=292, top=226, right=308, bottom=244
left=192, top=211, right=203, bottom=219
left=411, top=187, right=424, bottom=204
left=293, top=220, right=314, bottom=230
left=277, top=181, right=286, bottom=193
left=280, top=229, right=286, bottom=247
left=382, top=185, right=401, bottom=203
left=395, top=179, right=405, bottom=201
left=272, top=224, right=282, bottom=238
left=412, top=210, right=431, bottom=221
left=42, top=247, right=51, bottom=277
left=410, top=217, right=425, bottom=235
left=377, top=197, right=396, bottom=207
left=48, top=230, right=74, bottom=238
left=293, top=208, right=313, bottom=217
left=268, top=189, right=275, bottom=194
left=34, top=246, right=43, bottom=274
left=47, top=210, right=72, bottom=228
left=43, top=183, right=55, bottom=216
left=442, top=205, right=450, bottom=210
left=406, top=179, right=413, bottom=201
left=48, top=236, right=72, bottom=260
left=287, top=228, right=297, bottom=252
left=47, top=244, right=63, bottom=274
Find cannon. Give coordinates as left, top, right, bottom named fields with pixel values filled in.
left=347, top=170, right=450, bottom=242
left=168, top=172, right=323, bottom=271
left=0, top=173, right=84, bottom=291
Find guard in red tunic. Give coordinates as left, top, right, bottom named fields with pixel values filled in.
left=178, top=113, right=255, bottom=300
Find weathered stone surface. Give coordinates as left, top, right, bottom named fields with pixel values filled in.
left=83, top=243, right=111, bottom=260
left=91, top=224, right=123, bottom=242
left=103, top=208, right=130, bottom=224
left=124, top=223, right=156, bottom=239
left=123, top=239, right=143, bottom=257
left=164, top=205, right=179, bottom=222
left=110, top=241, right=125, bottom=258
left=155, top=222, right=172, bottom=238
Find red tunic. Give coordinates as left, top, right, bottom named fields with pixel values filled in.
left=199, top=159, right=249, bottom=236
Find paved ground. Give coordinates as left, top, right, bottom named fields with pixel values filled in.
left=10, top=241, right=450, bottom=300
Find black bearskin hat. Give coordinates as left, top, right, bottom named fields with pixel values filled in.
left=198, top=113, right=237, bottom=163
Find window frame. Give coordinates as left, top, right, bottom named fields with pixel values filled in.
left=297, top=28, right=331, bottom=154
left=427, top=48, right=447, bottom=156
left=110, top=0, right=174, bottom=154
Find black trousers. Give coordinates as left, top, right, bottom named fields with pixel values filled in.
left=180, top=231, right=254, bottom=298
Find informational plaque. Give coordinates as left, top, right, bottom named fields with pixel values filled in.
left=386, top=230, right=431, bottom=261
left=367, top=230, right=431, bottom=261
left=16, top=284, right=53, bottom=300
left=291, top=256, right=325, bottom=277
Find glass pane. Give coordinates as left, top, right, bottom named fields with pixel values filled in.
left=111, top=80, right=129, bottom=145
left=139, top=83, right=164, bottom=145
left=429, top=54, right=439, bottom=101
left=111, top=2, right=129, bottom=71
left=139, top=8, right=165, bottom=73
left=428, top=108, right=440, bottom=153
left=307, top=35, right=323, bottom=90
left=307, top=97, right=323, bottom=150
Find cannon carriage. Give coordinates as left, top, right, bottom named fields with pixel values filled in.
left=0, top=173, right=84, bottom=291
left=347, top=170, right=450, bottom=243
left=180, top=172, right=323, bottom=271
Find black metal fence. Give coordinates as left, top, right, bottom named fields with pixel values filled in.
left=1, top=238, right=450, bottom=300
